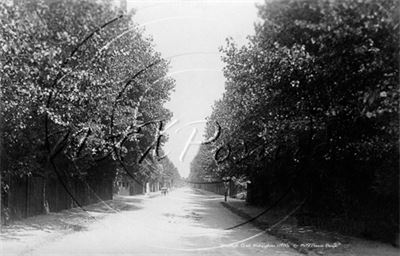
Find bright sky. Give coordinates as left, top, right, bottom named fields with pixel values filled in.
left=126, top=0, right=262, bottom=177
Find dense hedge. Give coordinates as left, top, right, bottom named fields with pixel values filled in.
left=190, top=0, right=399, bottom=243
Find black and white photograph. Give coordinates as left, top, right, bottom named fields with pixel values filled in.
left=0, top=0, right=399, bottom=255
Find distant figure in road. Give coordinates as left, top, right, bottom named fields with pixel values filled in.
left=161, top=186, right=168, bottom=196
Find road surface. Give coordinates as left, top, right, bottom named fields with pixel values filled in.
left=2, top=187, right=301, bottom=256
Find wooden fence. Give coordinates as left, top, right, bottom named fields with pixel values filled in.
left=2, top=168, right=115, bottom=222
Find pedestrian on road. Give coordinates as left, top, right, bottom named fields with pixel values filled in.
left=161, top=186, right=168, bottom=196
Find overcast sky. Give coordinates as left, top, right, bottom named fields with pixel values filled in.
left=126, top=0, right=263, bottom=177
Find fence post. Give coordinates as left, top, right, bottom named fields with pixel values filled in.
left=25, top=176, right=29, bottom=218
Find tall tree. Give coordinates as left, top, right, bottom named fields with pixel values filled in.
left=1, top=0, right=175, bottom=213
left=191, top=0, right=399, bottom=242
